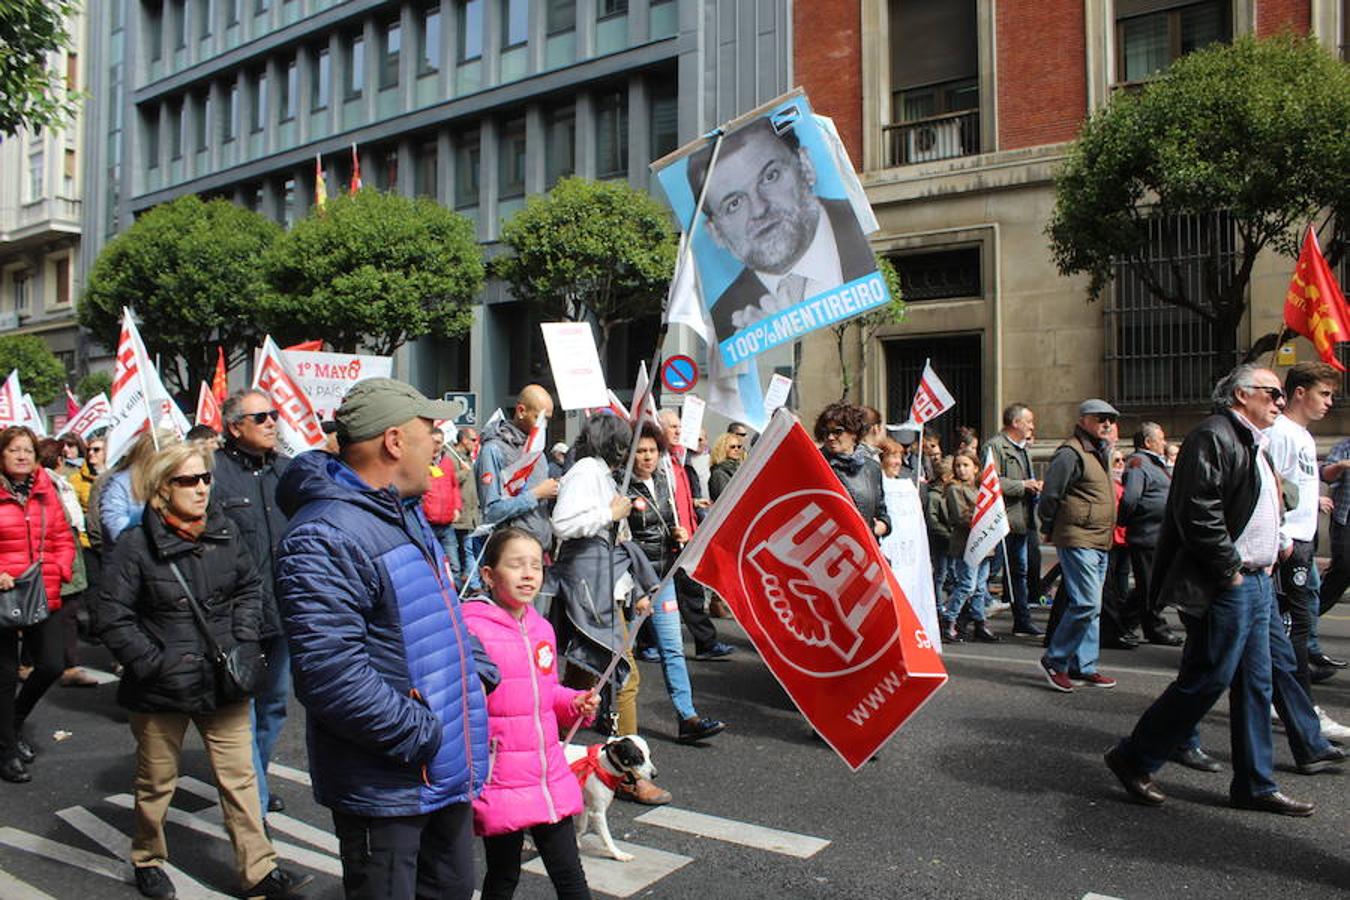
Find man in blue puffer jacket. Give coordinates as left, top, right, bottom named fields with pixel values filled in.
left=275, top=379, right=496, bottom=900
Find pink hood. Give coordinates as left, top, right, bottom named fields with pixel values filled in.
left=461, top=598, right=588, bottom=836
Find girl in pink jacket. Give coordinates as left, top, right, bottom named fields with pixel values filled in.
left=462, top=527, right=598, bottom=900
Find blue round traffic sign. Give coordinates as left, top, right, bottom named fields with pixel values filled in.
left=660, top=355, right=698, bottom=393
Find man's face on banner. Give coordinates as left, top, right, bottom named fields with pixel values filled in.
left=704, top=127, right=821, bottom=276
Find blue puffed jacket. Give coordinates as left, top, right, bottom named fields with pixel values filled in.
left=275, top=450, right=492, bottom=817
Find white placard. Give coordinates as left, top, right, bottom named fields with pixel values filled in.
left=540, top=322, right=610, bottom=410
left=679, top=395, right=705, bottom=451
left=763, top=373, right=793, bottom=414
left=281, top=349, right=393, bottom=422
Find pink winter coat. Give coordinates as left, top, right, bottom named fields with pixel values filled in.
left=461, top=598, right=589, bottom=837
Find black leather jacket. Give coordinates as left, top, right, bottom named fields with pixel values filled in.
left=1151, top=409, right=1264, bottom=619
left=213, top=442, right=290, bottom=638
left=624, top=471, right=680, bottom=575
left=824, top=449, right=891, bottom=538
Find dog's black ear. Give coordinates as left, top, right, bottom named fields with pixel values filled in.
left=610, top=737, right=644, bottom=768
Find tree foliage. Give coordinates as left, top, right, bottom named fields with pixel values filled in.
left=75, top=370, right=111, bottom=402
left=261, top=190, right=482, bottom=355
left=1047, top=34, right=1350, bottom=364
left=0, top=0, right=81, bottom=136
left=832, top=256, right=905, bottom=400
left=0, top=335, right=66, bottom=406
left=493, top=177, right=677, bottom=360
left=80, top=195, right=281, bottom=393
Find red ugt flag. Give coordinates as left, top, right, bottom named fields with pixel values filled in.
left=196, top=382, right=223, bottom=432
left=673, top=410, right=947, bottom=770
left=908, top=361, right=955, bottom=425
left=1283, top=226, right=1350, bottom=372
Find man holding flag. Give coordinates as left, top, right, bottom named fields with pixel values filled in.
left=475, top=384, right=558, bottom=547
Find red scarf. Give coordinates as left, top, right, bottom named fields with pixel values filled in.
left=569, top=744, right=624, bottom=791
left=160, top=509, right=207, bottom=542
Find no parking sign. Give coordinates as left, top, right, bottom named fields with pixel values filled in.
left=660, top=355, right=698, bottom=393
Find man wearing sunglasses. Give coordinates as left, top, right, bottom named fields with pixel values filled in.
left=214, top=390, right=293, bottom=818
left=1037, top=398, right=1120, bottom=693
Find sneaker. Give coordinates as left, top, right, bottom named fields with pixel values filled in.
left=240, top=866, right=313, bottom=898
left=693, top=642, right=735, bottom=661
left=134, top=865, right=176, bottom=899
left=1315, top=707, right=1350, bottom=743
left=985, top=601, right=1011, bottom=617
left=1038, top=657, right=1073, bottom=693
left=1070, top=672, right=1117, bottom=689
left=636, top=647, right=661, bottom=664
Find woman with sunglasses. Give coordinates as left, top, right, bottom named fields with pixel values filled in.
left=96, top=442, right=309, bottom=899
left=813, top=402, right=891, bottom=540
left=707, top=432, right=745, bottom=502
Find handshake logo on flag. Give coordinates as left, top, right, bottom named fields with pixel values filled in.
left=744, top=492, right=893, bottom=673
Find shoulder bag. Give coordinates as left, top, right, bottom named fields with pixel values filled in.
left=0, top=505, right=48, bottom=629
left=167, top=559, right=265, bottom=701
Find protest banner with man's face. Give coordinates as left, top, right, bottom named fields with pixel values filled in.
left=653, top=91, right=889, bottom=370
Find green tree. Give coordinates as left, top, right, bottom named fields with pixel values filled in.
left=0, top=335, right=66, bottom=406
left=75, top=370, right=111, bottom=402
left=0, top=0, right=81, bottom=136
left=1046, top=34, right=1350, bottom=368
left=80, top=195, right=281, bottom=393
left=493, top=177, right=677, bottom=361
left=261, top=190, right=482, bottom=354
left=831, top=256, right=905, bottom=401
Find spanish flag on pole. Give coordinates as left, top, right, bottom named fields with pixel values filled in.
left=1283, top=226, right=1350, bottom=372
left=314, top=154, right=327, bottom=211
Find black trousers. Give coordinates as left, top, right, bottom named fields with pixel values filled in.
left=675, top=571, right=718, bottom=653
left=1098, top=546, right=1132, bottom=643
left=332, top=801, right=476, bottom=900
left=0, top=612, right=64, bottom=756
left=1319, top=519, right=1350, bottom=616
left=1276, top=538, right=1316, bottom=696
left=1125, top=544, right=1170, bottom=637
left=481, top=818, right=590, bottom=900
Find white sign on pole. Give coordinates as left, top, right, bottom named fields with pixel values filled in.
left=280, top=350, right=393, bottom=422
left=539, top=322, right=609, bottom=410
left=678, top=394, right=705, bottom=451
left=763, top=373, right=793, bottom=414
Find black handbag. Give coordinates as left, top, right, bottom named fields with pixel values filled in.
left=0, top=505, right=49, bottom=630
left=168, top=560, right=265, bottom=702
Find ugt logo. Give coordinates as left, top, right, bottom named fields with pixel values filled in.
left=741, top=491, right=895, bottom=676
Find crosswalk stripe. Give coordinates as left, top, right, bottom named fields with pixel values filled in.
left=0, top=865, right=59, bottom=900
left=102, top=794, right=341, bottom=877
left=523, top=838, right=691, bottom=899
left=55, top=806, right=229, bottom=900
left=634, top=807, right=830, bottom=858
left=266, top=762, right=312, bottom=787
left=175, top=777, right=340, bottom=854
left=0, top=828, right=128, bottom=885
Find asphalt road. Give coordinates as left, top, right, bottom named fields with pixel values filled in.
left=2, top=602, right=1347, bottom=900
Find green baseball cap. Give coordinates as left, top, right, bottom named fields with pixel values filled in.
left=335, top=378, right=459, bottom=442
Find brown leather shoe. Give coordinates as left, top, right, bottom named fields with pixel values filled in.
left=60, top=667, right=99, bottom=688
left=616, top=777, right=672, bottom=806
left=709, top=597, right=732, bottom=619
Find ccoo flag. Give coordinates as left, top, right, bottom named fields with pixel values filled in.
left=1283, top=226, right=1350, bottom=373
left=253, top=336, right=326, bottom=457
left=907, top=361, right=955, bottom=425
left=964, top=450, right=1010, bottom=567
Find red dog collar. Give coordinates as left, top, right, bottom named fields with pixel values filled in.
left=570, top=744, right=625, bottom=791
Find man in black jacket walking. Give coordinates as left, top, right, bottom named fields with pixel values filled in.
left=214, top=389, right=292, bottom=816
left=1105, top=365, right=1318, bottom=816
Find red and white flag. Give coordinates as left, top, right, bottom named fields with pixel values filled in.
left=672, top=410, right=947, bottom=770
left=253, top=336, right=326, bottom=457
left=500, top=410, right=547, bottom=497
left=65, top=393, right=111, bottom=440
left=65, top=385, right=80, bottom=420
left=107, top=308, right=190, bottom=466
left=907, top=361, right=955, bottom=425
left=22, top=394, right=46, bottom=437
left=630, top=361, right=660, bottom=429
left=585, top=390, right=629, bottom=420
left=964, top=450, right=1010, bottom=567
left=0, top=371, right=24, bottom=427
left=349, top=143, right=363, bottom=195
left=196, top=382, right=223, bottom=432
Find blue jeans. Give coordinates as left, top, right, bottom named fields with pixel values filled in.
left=457, top=529, right=484, bottom=591
left=931, top=551, right=955, bottom=606
left=1301, top=554, right=1324, bottom=656
left=1117, top=571, right=1278, bottom=801
left=1045, top=546, right=1108, bottom=676
left=1003, top=533, right=1034, bottom=628
left=650, top=581, right=697, bottom=720
left=433, top=525, right=460, bottom=580
left=251, top=633, right=292, bottom=813
left=944, top=557, right=991, bottom=623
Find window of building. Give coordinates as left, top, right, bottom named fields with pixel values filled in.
left=54, top=258, right=71, bottom=307
left=13, top=271, right=31, bottom=312
left=599, top=0, right=627, bottom=16
left=884, top=0, right=980, bottom=165
left=418, top=5, right=441, bottom=74
left=545, top=103, right=575, bottom=187
left=225, top=82, right=239, bottom=140
left=346, top=32, right=365, bottom=99
left=255, top=0, right=270, bottom=14
left=173, top=0, right=187, bottom=49
left=890, top=246, right=982, bottom=302
left=1106, top=210, right=1234, bottom=407
left=63, top=148, right=76, bottom=193
left=171, top=99, right=185, bottom=158
left=380, top=20, right=401, bottom=89
left=498, top=116, right=527, bottom=199
left=251, top=70, right=267, bottom=131
left=594, top=88, right=627, bottom=179
left=227, top=0, right=240, bottom=26
left=459, top=0, right=483, bottom=61
left=413, top=139, right=438, bottom=197
left=455, top=130, right=480, bottom=208
left=199, top=0, right=213, bottom=39
left=648, top=79, right=677, bottom=159
left=145, top=115, right=159, bottom=168
left=503, top=0, right=528, bottom=48
left=148, top=7, right=164, bottom=61
left=547, top=0, right=575, bottom=33
left=374, top=147, right=399, bottom=191
left=281, top=58, right=297, bottom=120
left=282, top=177, right=296, bottom=227
left=194, top=91, right=210, bottom=149
left=244, top=183, right=263, bottom=211
left=312, top=47, right=330, bottom=109
left=26, top=149, right=44, bottom=200
left=65, top=52, right=79, bottom=91
left=1116, top=0, right=1231, bottom=83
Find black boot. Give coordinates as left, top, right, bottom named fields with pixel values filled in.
left=13, top=719, right=34, bottom=764
left=0, top=757, right=30, bottom=784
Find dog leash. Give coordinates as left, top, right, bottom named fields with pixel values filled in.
left=563, top=608, right=651, bottom=746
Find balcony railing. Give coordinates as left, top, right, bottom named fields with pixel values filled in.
left=0, top=197, right=82, bottom=238
left=882, top=109, right=980, bottom=168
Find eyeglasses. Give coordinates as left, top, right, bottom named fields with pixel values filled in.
left=1243, top=385, right=1285, bottom=403
left=728, top=443, right=744, bottom=451
left=169, top=472, right=213, bottom=488
left=825, top=426, right=848, bottom=437
left=245, top=410, right=279, bottom=424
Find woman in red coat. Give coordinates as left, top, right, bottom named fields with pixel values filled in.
left=0, top=426, right=76, bottom=783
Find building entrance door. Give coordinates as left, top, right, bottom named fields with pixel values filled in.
left=883, top=334, right=983, bottom=452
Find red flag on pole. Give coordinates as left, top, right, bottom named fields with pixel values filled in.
left=196, top=382, right=223, bottom=432
left=1283, top=226, right=1350, bottom=372
left=211, top=346, right=228, bottom=404
left=64, top=385, right=80, bottom=420
left=283, top=340, right=324, bottom=352
left=673, top=410, right=947, bottom=770
left=349, top=143, right=363, bottom=195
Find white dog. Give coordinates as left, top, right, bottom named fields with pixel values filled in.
left=564, top=735, right=657, bottom=862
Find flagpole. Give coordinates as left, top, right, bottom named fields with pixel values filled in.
left=561, top=608, right=655, bottom=746
left=127, top=310, right=162, bottom=452
left=1267, top=324, right=1287, bottom=370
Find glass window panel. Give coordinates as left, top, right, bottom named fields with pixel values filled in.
left=545, top=104, right=574, bottom=186
left=498, top=117, right=526, bottom=198
left=459, top=0, right=483, bottom=60
left=599, top=0, right=627, bottom=16
left=455, top=130, right=480, bottom=207
left=171, top=100, right=185, bottom=157
left=312, top=48, right=330, bottom=109
left=414, top=140, right=438, bottom=197
left=380, top=21, right=401, bottom=89
left=1121, top=14, right=1169, bottom=81
left=547, top=0, right=575, bottom=33
left=251, top=70, right=267, bottom=131
left=199, top=0, right=213, bottom=38
left=346, top=32, right=365, bottom=99
left=594, top=89, right=627, bottom=179
left=419, top=7, right=441, bottom=73
left=195, top=91, right=210, bottom=148
left=648, top=84, right=676, bottom=159
left=174, top=0, right=187, bottom=49
left=503, top=0, right=528, bottom=47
